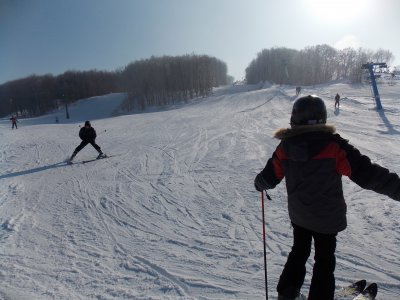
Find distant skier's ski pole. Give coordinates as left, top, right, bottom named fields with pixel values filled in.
left=261, top=191, right=268, bottom=300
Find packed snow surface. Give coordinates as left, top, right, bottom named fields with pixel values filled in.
left=0, top=83, right=399, bottom=299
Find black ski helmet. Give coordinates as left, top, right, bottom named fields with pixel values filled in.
left=290, top=95, right=327, bottom=126
left=84, top=120, right=91, bottom=127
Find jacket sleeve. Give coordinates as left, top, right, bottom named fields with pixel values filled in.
left=254, top=144, right=285, bottom=191
left=79, top=128, right=84, bottom=140
left=334, top=134, right=400, bottom=201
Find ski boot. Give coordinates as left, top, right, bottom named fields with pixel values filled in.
left=278, top=294, right=307, bottom=300
left=96, top=152, right=106, bottom=159
left=278, top=288, right=307, bottom=300
left=68, top=152, right=77, bottom=163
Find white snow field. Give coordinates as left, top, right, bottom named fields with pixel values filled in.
left=0, top=83, right=399, bottom=299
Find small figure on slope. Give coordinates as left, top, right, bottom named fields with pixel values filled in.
left=69, top=121, right=105, bottom=162
left=10, top=115, right=18, bottom=129
left=254, top=95, right=400, bottom=300
left=295, top=86, right=302, bottom=96
left=335, top=93, right=341, bottom=109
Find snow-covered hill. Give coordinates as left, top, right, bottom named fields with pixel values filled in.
left=0, top=83, right=399, bottom=299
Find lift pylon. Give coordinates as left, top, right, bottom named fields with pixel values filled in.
left=362, top=62, right=387, bottom=110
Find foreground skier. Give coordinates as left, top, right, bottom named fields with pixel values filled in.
left=69, top=121, right=105, bottom=162
left=254, top=95, right=400, bottom=300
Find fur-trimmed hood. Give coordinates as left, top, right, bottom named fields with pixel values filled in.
left=274, top=124, right=336, bottom=162
left=274, top=124, right=336, bottom=140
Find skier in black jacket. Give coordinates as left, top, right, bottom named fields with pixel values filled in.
left=69, top=121, right=105, bottom=162
left=10, top=115, right=18, bottom=129
left=254, top=95, right=400, bottom=300
left=335, top=93, right=341, bottom=109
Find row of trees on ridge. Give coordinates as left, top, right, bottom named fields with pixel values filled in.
left=120, top=55, right=228, bottom=111
left=0, top=54, right=229, bottom=118
left=0, top=70, right=120, bottom=117
left=245, top=45, right=394, bottom=85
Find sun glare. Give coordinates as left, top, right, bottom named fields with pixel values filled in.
left=305, top=0, right=370, bottom=23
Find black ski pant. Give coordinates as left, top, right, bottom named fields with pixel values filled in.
left=277, top=223, right=337, bottom=300
left=12, top=122, right=17, bottom=129
left=73, top=140, right=101, bottom=154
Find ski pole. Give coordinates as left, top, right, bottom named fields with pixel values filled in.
left=261, top=191, right=268, bottom=300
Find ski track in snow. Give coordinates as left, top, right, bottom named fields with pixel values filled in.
left=0, top=83, right=399, bottom=299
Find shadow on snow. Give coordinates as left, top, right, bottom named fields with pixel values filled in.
left=0, top=161, right=67, bottom=180
left=377, top=109, right=400, bottom=135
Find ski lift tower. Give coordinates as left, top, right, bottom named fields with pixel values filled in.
left=362, top=62, right=387, bottom=110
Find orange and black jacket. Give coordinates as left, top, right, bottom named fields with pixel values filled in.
left=255, top=125, right=400, bottom=234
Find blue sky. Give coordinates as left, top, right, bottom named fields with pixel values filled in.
left=1, top=0, right=400, bottom=84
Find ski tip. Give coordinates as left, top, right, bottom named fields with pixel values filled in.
left=335, top=279, right=368, bottom=298
left=354, top=283, right=378, bottom=300
left=364, top=282, right=378, bottom=296
left=355, top=279, right=367, bottom=292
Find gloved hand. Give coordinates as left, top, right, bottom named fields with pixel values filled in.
left=254, top=174, right=269, bottom=192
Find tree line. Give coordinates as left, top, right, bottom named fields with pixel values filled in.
left=0, top=70, right=120, bottom=118
left=245, top=44, right=394, bottom=85
left=0, top=54, right=228, bottom=118
left=120, top=55, right=228, bottom=111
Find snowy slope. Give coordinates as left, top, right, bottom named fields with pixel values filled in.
left=0, top=83, right=399, bottom=299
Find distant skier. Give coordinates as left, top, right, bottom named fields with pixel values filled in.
left=334, top=93, right=340, bottom=109
left=69, top=121, right=105, bottom=162
left=295, top=86, right=301, bottom=96
left=10, top=115, right=18, bottom=129
left=254, top=95, right=400, bottom=300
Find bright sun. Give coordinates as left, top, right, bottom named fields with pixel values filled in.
left=305, top=0, right=370, bottom=23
